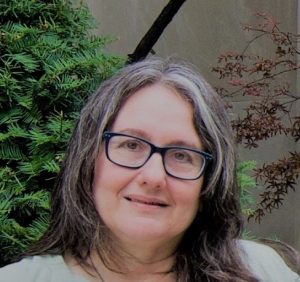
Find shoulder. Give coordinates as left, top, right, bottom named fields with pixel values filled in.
left=238, top=240, right=300, bottom=282
left=0, top=255, right=88, bottom=282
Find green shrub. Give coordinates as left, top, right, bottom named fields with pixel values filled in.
left=0, top=0, right=124, bottom=266
left=236, top=161, right=257, bottom=239
left=238, top=160, right=257, bottom=218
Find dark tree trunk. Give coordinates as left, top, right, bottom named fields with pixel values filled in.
left=128, top=0, right=187, bottom=63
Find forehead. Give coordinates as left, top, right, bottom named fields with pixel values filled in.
left=111, top=83, right=202, bottom=148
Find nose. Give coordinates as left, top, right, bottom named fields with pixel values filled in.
left=137, top=153, right=167, bottom=189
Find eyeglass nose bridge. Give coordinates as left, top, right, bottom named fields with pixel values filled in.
left=144, top=143, right=168, bottom=167
left=142, top=144, right=179, bottom=179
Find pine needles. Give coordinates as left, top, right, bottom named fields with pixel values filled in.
left=0, top=0, right=124, bottom=266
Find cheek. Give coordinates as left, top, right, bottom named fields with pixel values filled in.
left=93, top=146, right=124, bottom=191
left=172, top=177, right=203, bottom=211
left=92, top=150, right=134, bottom=203
left=185, top=183, right=202, bottom=224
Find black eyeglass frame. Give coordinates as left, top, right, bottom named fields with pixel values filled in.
left=102, top=131, right=213, bottom=180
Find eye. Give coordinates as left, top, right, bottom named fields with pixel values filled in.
left=119, top=139, right=145, bottom=151
left=170, top=150, right=193, bottom=163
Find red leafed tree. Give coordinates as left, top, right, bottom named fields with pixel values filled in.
left=212, top=12, right=300, bottom=222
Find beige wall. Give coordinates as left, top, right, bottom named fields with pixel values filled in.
left=86, top=0, right=300, bottom=250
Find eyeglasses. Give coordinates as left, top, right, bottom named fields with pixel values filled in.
left=102, top=132, right=213, bottom=180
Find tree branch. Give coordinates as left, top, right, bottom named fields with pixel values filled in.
left=128, top=0, right=187, bottom=63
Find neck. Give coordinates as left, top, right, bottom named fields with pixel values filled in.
left=65, top=238, right=178, bottom=281
left=115, top=234, right=179, bottom=263
left=96, top=238, right=177, bottom=280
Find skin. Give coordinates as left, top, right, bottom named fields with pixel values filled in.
left=67, top=83, right=205, bottom=281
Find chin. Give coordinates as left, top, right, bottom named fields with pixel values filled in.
left=116, top=221, right=176, bottom=243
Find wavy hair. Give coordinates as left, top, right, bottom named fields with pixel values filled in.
left=26, top=57, right=258, bottom=281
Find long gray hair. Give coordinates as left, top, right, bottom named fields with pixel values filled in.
left=27, top=57, right=258, bottom=281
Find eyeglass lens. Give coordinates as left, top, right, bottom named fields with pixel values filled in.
left=106, top=134, right=207, bottom=180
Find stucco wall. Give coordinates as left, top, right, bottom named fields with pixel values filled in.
left=86, top=0, right=300, bottom=250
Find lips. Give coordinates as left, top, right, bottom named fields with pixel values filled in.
left=124, top=195, right=168, bottom=207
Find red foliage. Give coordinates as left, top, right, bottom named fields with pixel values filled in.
left=252, top=152, right=300, bottom=222
left=212, top=12, right=300, bottom=222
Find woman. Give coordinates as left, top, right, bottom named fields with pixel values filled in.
left=1, top=58, right=299, bottom=281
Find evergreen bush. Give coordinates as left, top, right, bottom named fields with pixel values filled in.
left=0, top=0, right=124, bottom=266
left=237, top=161, right=257, bottom=219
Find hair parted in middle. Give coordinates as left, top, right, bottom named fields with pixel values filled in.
left=27, top=57, right=258, bottom=281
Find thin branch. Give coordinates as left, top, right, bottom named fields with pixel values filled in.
left=222, top=66, right=300, bottom=98
left=241, top=33, right=266, bottom=56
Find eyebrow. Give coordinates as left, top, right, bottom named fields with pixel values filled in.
left=117, top=128, right=202, bottom=149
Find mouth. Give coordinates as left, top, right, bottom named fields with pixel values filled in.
left=124, top=196, right=168, bottom=207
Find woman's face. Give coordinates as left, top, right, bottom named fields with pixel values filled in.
left=93, top=83, right=204, bottom=246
